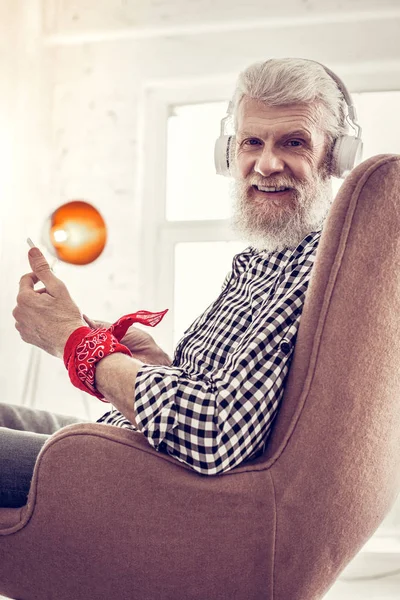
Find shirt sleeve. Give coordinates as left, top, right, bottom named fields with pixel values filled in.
left=133, top=317, right=299, bottom=476
left=220, top=269, right=232, bottom=292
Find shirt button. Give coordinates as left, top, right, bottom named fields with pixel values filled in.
left=279, top=339, right=292, bottom=354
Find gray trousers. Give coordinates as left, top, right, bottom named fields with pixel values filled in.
left=0, top=402, right=88, bottom=508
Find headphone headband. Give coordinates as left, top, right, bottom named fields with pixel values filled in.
left=305, top=59, right=362, bottom=140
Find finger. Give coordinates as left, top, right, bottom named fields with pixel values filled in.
left=18, top=274, right=48, bottom=294
left=83, top=314, right=110, bottom=329
left=83, top=314, right=96, bottom=327
left=19, top=272, right=40, bottom=292
left=27, top=247, right=59, bottom=295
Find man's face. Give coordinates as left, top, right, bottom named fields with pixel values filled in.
left=230, top=96, right=334, bottom=252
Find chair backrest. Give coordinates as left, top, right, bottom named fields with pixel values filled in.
left=257, top=154, right=400, bottom=599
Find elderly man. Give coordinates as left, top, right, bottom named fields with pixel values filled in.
left=1, top=57, right=360, bottom=508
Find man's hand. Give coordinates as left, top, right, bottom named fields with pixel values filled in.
left=13, top=247, right=86, bottom=358
left=83, top=315, right=172, bottom=366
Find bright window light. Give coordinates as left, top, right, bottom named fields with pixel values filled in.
left=174, top=240, right=246, bottom=347
left=166, top=102, right=231, bottom=221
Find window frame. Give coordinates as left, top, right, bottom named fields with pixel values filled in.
left=138, top=78, right=238, bottom=355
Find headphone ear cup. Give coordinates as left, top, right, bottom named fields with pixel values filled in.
left=214, top=135, right=234, bottom=177
left=331, top=135, right=364, bottom=178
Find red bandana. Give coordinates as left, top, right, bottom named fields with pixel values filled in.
left=63, top=309, right=168, bottom=402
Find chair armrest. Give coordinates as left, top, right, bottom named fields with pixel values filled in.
left=0, top=422, right=275, bottom=600
left=0, top=422, right=193, bottom=534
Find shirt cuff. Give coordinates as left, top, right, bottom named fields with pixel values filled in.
left=133, top=363, right=182, bottom=450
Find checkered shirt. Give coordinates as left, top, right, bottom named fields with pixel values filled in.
left=97, top=229, right=322, bottom=475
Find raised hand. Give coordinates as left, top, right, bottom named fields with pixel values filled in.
left=13, top=247, right=86, bottom=358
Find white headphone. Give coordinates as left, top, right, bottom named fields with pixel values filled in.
left=214, top=59, right=363, bottom=179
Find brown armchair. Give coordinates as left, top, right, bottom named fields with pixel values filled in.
left=1, top=154, right=400, bottom=600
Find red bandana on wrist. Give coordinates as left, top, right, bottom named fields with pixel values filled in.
left=63, top=309, right=168, bottom=402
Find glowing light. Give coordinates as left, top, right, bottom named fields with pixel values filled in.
left=52, top=229, right=68, bottom=243
left=41, top=200, right=107, bottom=265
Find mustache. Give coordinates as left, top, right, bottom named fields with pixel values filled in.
left=246, top=177, right=298, bottom=189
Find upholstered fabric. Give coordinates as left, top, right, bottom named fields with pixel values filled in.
left=0, top=154, right=400, bottom=600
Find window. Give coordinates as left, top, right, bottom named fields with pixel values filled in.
left=174, top=240, right=245, bottom=346
left=166, top=102, right=231, bottom=221
left=142, top=89, right=400, bottom=355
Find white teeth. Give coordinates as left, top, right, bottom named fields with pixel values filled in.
left=257, top=185, right=289, bottom=192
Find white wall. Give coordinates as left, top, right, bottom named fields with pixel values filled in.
left=1, top=0, right=400, bottom=423
left=0, top=0, right=55, bottom=411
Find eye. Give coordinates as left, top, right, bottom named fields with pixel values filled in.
left=286, top=139, right=304, bottom=147
left=242, top=138, right=262, bottom=147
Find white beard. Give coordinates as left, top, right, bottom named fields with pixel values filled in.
left=229, top=168, right=334, bottom=253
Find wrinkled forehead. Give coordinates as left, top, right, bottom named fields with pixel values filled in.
left=236, top=96, right=326, bottom=139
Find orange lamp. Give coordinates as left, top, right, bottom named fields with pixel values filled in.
left=42, top=201, right=107, bottom=265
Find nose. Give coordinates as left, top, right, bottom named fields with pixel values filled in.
left=254, top=146, right=285, bottom=177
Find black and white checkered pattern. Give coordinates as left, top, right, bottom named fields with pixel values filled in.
left=97, top=230, right=322, bottom=475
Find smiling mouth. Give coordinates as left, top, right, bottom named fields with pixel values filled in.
left=252, top=185, right=293, bottom=195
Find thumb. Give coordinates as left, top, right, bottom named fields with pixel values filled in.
left=83, top=314, right=111, bottom=329
left=28, top=247, right=60, bottom=294
left=83, top=314, right=96, bottom=328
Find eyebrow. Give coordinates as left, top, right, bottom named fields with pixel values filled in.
left=237, top=129, right=311, bottom=140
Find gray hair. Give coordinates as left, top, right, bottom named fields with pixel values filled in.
left=231, top=58, right=348, bottom=143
